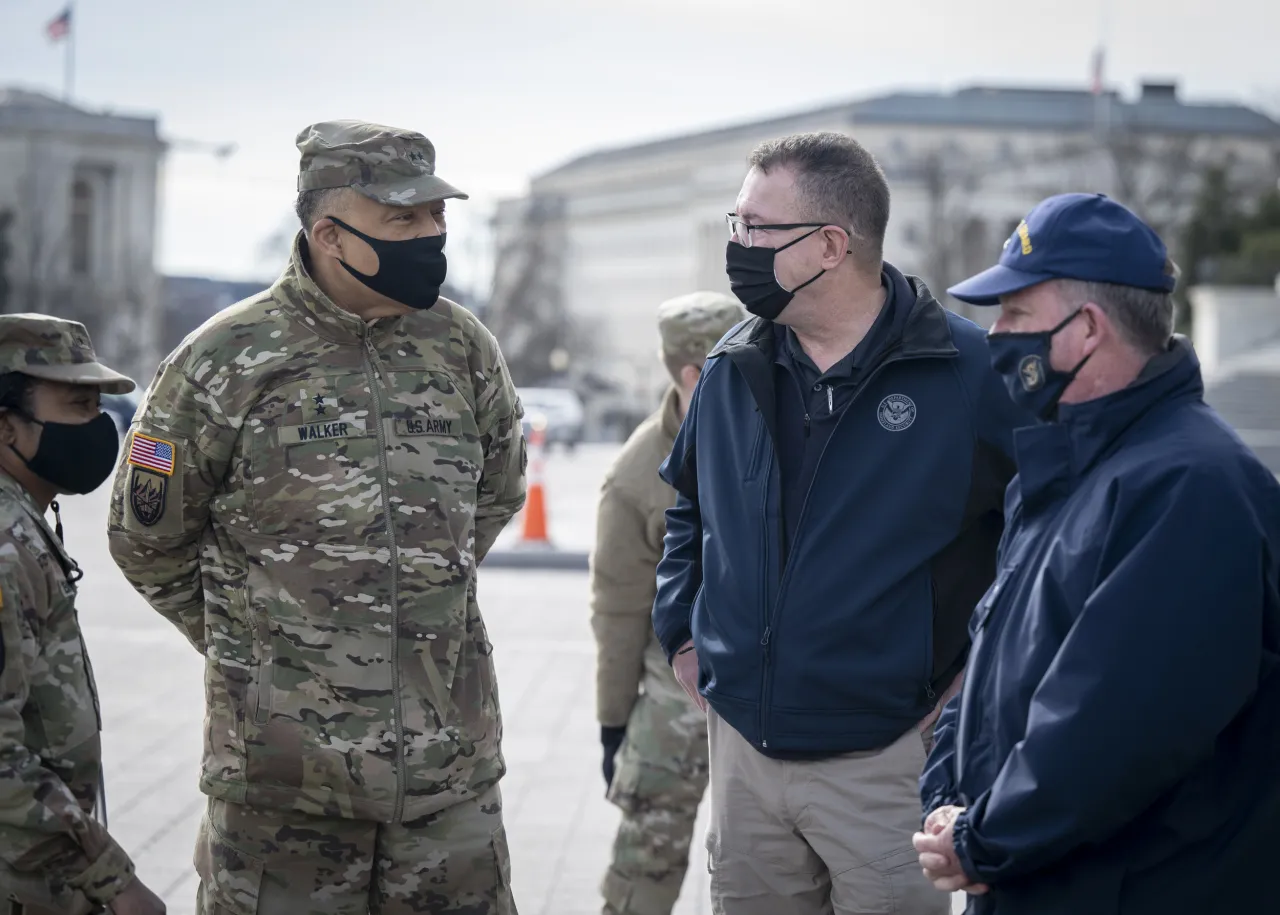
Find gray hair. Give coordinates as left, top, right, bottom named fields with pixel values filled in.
left=1056, top=270, right=1178, bottom=355
left=747, top=132, right=890, bottom=272
left=294, top=187, right=347, bottom=234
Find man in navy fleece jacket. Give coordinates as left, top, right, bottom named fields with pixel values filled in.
left=916, top=193, right=1280, bottom=915
left=652, top=131, right=1027, bottom=915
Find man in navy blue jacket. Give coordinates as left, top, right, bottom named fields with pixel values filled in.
left=651, top=132, right=1027, bottom=915
left=915, top=192, right=1280, bottom=915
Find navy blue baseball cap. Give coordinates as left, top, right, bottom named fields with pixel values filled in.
left=948, top=192, right=1176, bottom=306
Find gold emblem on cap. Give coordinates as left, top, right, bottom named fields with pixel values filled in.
left=1016, top=220, right=1033, bottom=255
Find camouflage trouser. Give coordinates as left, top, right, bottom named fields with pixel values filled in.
left=2, top=890, right=108, bottom=914
left=194, top=786, right=516, bottom=914
left=601, top=690, right=709, bottom=915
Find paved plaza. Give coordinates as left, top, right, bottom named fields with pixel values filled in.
left=62, top=445, right=962, bottom=914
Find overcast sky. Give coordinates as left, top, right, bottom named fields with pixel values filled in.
left=2, top=0, right=1277, bottom=291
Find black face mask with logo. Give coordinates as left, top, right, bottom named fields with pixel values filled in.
left=987, top=308, right=1091, bottom=421
left=328, top=216, right=447, bottom=311
left=9, top=411, right=120, bottom=494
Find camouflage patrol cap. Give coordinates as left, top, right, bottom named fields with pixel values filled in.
left=657, top=291, right=746, bottom=369
left=296, top=120, right=469, bottom=206
left=0, top=314, right=135, bottom=395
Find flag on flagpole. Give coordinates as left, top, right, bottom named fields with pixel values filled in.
left=46, top=7, right=72, bottom=43
left=1090, top=46, right=1105, bottom=96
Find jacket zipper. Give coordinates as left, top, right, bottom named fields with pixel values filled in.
left=757, top=447, right=774, bottom=747
left=925, top=578, right=939, bottom=703
left=954, top=504, right=1024, bottom=794
left=363, top=332, right=405, bottom=822
left=758, top=349, right=952, bottom=749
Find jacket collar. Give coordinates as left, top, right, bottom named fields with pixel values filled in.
left=710, top=263, right=958, bottom=364
left=272, top=232, right=372, bottom=343
left=1013, top=336, right=1204, bottom=507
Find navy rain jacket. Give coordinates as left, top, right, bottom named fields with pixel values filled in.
left=921, top=340, right=1280, bottom=914
left=652, top=268, right=1027, bottom=756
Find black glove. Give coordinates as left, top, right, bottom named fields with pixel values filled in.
left=601, top=725, right=627, bottom=790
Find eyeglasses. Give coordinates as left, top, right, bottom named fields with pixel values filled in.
left=725, top=213, right=837, bottom=249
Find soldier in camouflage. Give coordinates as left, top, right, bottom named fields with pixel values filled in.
left=107, top=121, right=527, bottom=914
left=590, top=292, right=745, bottom=915
left=0, top=315, right=166, bottom=915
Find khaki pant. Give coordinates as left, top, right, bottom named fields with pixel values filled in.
left=705, top=710, right=947, bottom=915
left=194, top=786, right=517, bottom=915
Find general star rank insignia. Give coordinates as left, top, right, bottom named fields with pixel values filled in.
left=302, top=390, right=337, bottom=422
left=129, top=469, right=168, bottom=527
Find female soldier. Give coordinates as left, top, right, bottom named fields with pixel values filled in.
left=0, top=315, right=163, bottom=915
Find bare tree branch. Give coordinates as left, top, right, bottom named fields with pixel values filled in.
left=891, top=120, right=1273, bottom=325
left=485, top=194, right=587, bottom=385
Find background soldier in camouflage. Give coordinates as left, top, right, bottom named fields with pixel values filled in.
left=0, top=315, right=165, bottom=915
left=590, top=292, right=745, bottom=915
left=107, top=122, right=526, bottom=915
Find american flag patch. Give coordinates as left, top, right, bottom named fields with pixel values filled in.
left=128, top=433, right=176, bottom=476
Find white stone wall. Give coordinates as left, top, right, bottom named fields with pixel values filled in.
left=0, top=122, right=163, bottom=386
left=1189, top=284, right=1280, bottom=380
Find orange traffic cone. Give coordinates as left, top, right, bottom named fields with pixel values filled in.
left=520, top=416, right=552, bottom=547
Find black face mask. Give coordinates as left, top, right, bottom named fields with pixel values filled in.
left=328, top=216, right=447, bottom=311
left=987, top=308, right=1092, bottom=422
left=725, top=228, right=826, bottom=320
left=10, top=411, right=120, bottom=495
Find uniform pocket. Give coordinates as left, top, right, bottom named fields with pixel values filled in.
left=384, top=369, right=485, bottom=569
left=194, top=802, right=265, bottom=915
left=608, top=751, right=708, bottom=823
left=609, top=692, right=710, bottom=818
left=606, top=754, right=672, bottom=816
left=741, top=417, right=767, bottom=481
left=246, top=376, right=384, bottom=542
left=246, top=613, right=273, bottom=727
left=29, top=603, right=100, bottom=757
left=490, top=826, right=517, bottom=915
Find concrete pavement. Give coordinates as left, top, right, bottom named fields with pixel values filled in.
left=56, top=444, right=961, bottom=914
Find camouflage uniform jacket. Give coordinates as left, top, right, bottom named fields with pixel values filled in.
left=589, top=387, right=691, bottom=728
left=107, top=234, right=527, bottom=824
left=0, top=473, right=135, bottom=913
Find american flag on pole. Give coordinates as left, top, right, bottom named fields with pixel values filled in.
left=1090, top=47, right=1105, bottom=96
left=46, top=7, right=72, bottom=42
left=128, top=433, right=176, bottom=476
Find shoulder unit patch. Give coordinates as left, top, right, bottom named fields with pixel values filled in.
left=129, top=469, right=169, bottom=527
